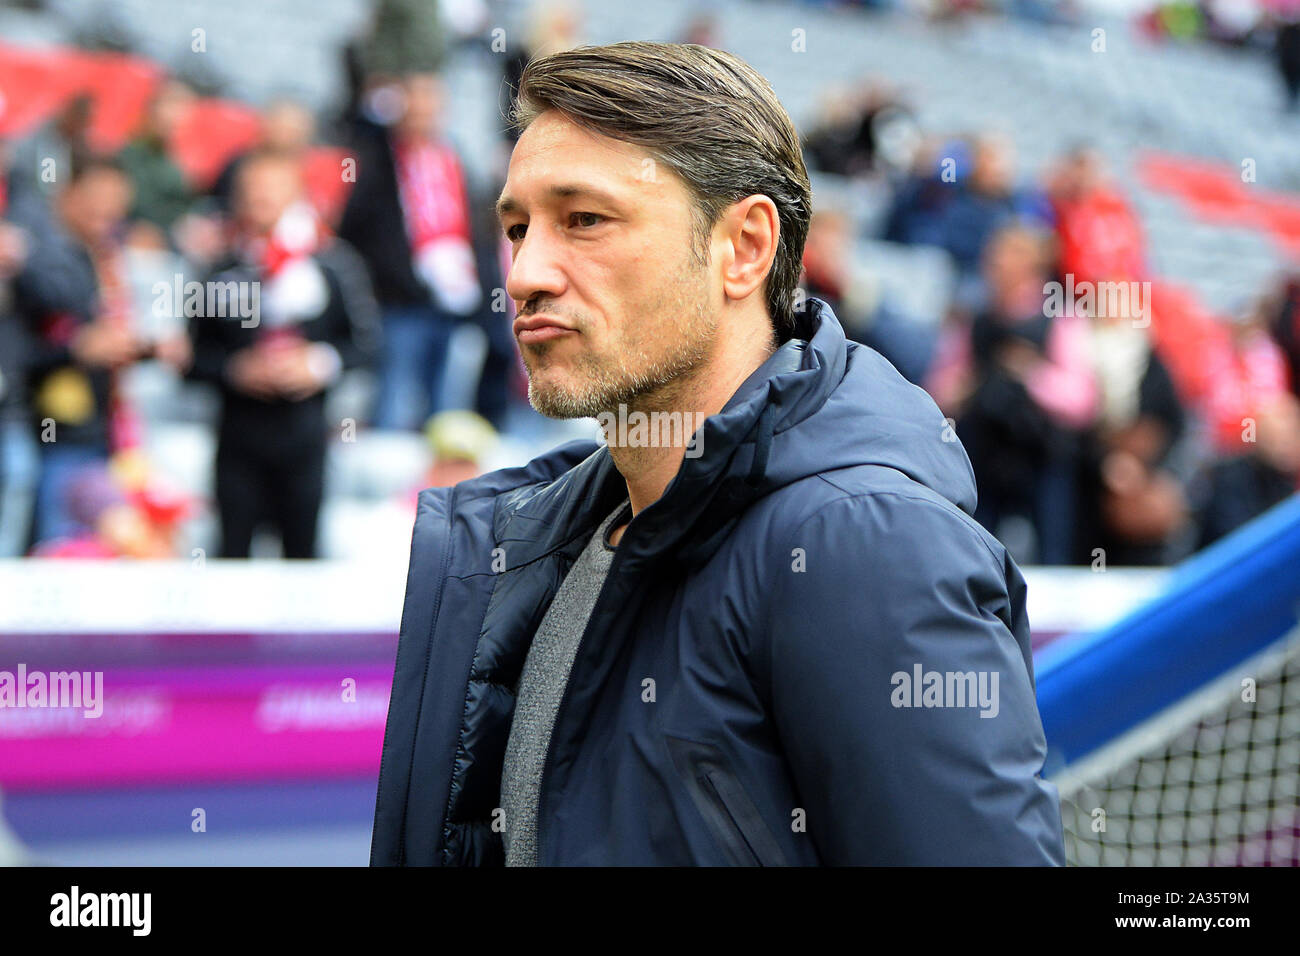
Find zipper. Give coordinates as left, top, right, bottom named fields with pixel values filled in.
left=699, top=770, right=763, bottom=866
left=535, top=507, right=634, bottom=863
left=666, top=734, right=789, bottom=867
left=376, top=482, right=456, bottom=866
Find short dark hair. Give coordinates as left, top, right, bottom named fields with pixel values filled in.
left=235, top=146, right=303, bottom=180
left=67, top=150, right=127, bottom=186
left=512, top=42, right=812, bottom=343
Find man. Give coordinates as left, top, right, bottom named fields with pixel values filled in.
left=13, top=154, right=148, bottom=547
left=338, top=71, right=481, bottom=429
left=0, top=152, right=33, bottom=554
left=116, top=78, right=195, bottom=244
left=372, top=42, right=1065, bottom=866
left=186, top=149, right=379, bottom=558
left=210, top=98, right=316, bottom=215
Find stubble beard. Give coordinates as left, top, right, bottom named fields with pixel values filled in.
left=522, top=262, right=718, bottom=420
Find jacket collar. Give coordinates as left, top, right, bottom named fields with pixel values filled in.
left=491, top=298, right=848, bottom=573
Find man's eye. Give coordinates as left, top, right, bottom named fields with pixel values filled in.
left=571, top=212, right=604, bottom=228
left=505, top=223, right=526, bottom=241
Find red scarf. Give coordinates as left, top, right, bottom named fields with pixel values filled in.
left=258, top=201, right=328, bottom=279
left=241, top=201, right=330, bottom=344
left=394, top=137, right=472, bottom=252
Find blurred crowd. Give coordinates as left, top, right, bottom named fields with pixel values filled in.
left=802, top=85, right=1300, bottom=565
left=0, top=0, right=1297, bottom=565
left=0, top=0, right=534, bottom=560
left=806, top=0, right=1300, bottom=114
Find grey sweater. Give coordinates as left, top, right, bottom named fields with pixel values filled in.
left=499, top=498, right=630, bottom=866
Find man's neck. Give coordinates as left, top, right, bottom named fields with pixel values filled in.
left=605, top=327, right=778, bottom=545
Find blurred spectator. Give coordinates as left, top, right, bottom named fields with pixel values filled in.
left=1267, top=273, right=1300, bottom=399
left=882, top=138, right=962, bottom=251
left=27, top=458, right=191, bottom=559
left=499, top=1, right=583, bottom=146
left=1045, top=147, right=1145, bottom=287
left=338, top=71, right=481, bottom=430
left=679, top=11, right=723, bottom=48
left=802, top=208, right=870, bottom=333
left=946, top=225, right=1099, bottom=564
left=1195, top=392, right=1300, bottom=546
left=801, top=208, right=935, bottom=383
left=465, top=187, right=526, bottom=427
left=0, top=153, right=33, bottom=555
left=186, top=149, right=379, bottom=558
left=12, top=153, right=152, bottom=548
left=884, top=134, right=1047, bottom=306
left=117, top=79, right=197, bottom=247
left=803, top=80, right=917, bottom=179
left=1075, top=295, right=1190, bottom=566
left=210, top=99, right=317, bottom=214
left=9, top=94, right=93, bottom=204
left=1194, top=297, right=1300, bottom=545
left=421, top=408, right=498, bottom=489
left=360, top=0, right=448, bottom=77
left=1271, top=1, right=1300, bottom=109
left=1202, top=297, right=1293, bottom=454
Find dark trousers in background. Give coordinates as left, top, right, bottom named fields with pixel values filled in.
left=1279, top=22, right=1300, bottom=110
left=372, top=302, right=454, bottom=430
left=474, top=304, right=518, bottom=429
left=30, top=439, right=108, bottom=548
left=215, top=438, right=325, bottom=559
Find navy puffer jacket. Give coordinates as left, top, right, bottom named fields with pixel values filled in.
left=371, top=297, right=1066, bottom=866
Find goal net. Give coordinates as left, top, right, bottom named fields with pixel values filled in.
left=1037, top=495, right=1300, bottom=867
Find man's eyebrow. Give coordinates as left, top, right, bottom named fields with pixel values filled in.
left=495, top=184, right=623, bottom=223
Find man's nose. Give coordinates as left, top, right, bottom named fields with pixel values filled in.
left=505, top=225, right=567, bottom=306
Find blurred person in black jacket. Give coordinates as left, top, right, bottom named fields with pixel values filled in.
left=1194, top=300, right=1300, bottom=547
left=337, top=72, right=482, bottom=430
left=1074, top=299, right=1189, bottom=566
left=803, top=80, right=916, bottom=179
left=186, top=149, right=379, bottom=558
left=8, top=95, right=93, bottom=206
left=12, top=154, right=163, bottom=548
left=1269, top=273, right=1300, bottom=400
left=954, top=226, right=1099, bottom=565
left=0, top=163, right=32, bottom=551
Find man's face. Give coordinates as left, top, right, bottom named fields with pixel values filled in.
left=398, top=73, right=444, bottom=141
left=262, top=102, right=315, bottom=152
left=235, top=158, right=300, bottom=236
left=497, top=110, right=721, bottom=418
left=60, top=170, right=132, bottom=248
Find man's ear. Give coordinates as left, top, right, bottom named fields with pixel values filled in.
left=718, top=195, right=779, bottom=304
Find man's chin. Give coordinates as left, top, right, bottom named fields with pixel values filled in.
left=526, top=379, right=604, bottom=420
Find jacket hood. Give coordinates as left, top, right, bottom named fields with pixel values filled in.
left=726, top=295, right=977, bottom=512
left=479, top=296, right=977, bottom=573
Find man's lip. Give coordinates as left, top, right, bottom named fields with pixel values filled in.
left=517, top=325, right=577, bottom=345
left=513, top=315, right=576, bottom=335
